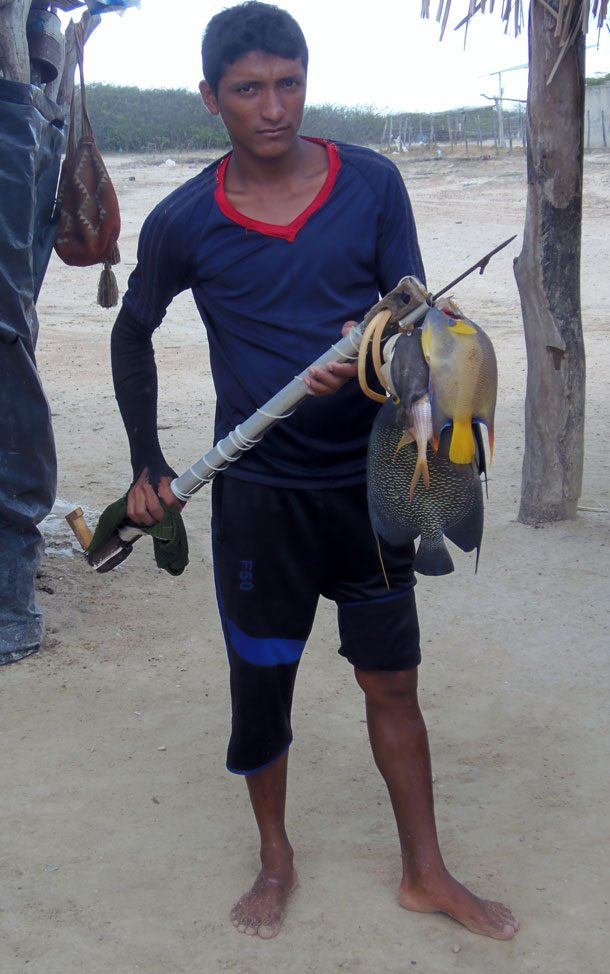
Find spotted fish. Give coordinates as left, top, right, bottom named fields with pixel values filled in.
left=367, top=399, right=485, bottom=576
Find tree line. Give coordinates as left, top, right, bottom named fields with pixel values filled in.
left=81, top=83, right=531, bottom=153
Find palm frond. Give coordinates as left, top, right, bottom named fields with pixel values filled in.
left=421, top=1, right=609, bottom=81
left=421, top=0, right=609, bottom=37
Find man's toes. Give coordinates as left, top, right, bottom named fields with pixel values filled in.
left=231, top=912, right=250, bottom=934
left=485, top=900, right=517, bottom=924
left=257, top=920, right=281, bottom=940
left=486, top=912, right=516, bottom=939
left=493, top=905, right=518, bottom=929
left=498, top=911, right=517, bottom=929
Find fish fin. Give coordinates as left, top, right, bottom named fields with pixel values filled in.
left=449, top=318, right=477, bottom=335
left=449, top=419, right=476, bottom=464
left=473, top=423, right=488, bottom=498
left=408, top=456, right=430, bottom=500
left=422, top=461, right=431, bottom=489
left=421, top=321, right=432, bottom=362
left=376, top=534, right=390, bottom=590
left=392, top=430, right=414, bottom=461
left=414, top=537, right=455, bottom=576
left=444, top=485, right=484, bottom=556
left=429, top=394, right=449, bottom=456
left=487, top=427, right=494, bottom=465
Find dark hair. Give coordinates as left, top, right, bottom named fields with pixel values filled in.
left=201, top=2, right=309, bottom=94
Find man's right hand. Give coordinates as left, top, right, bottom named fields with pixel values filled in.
left=126, top=467, right=185, bottom=526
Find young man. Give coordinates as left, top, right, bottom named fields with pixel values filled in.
left=111, top=1, right=517, bottom=942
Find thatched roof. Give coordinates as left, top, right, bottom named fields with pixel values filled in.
left=421, top=1, right=609, bottom=84
left=421, top=1, right=608, bottom=41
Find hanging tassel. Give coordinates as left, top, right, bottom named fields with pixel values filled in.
left=97, top=261, right=119, bottom=308
left=108, top=242, right=121, bottom=265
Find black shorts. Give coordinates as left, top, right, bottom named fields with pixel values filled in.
left=211, top=476, right=420, bottom=775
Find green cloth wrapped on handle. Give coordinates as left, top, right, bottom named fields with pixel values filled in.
left=87, top=496, right=189, bottom=576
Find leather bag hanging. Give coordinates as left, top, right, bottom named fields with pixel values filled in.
left=54, top=21, right=121, bottom=307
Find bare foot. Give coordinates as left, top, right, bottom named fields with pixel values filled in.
left=399, top=870, right=518, bottom=940
left=230, top=868, right=299, bottom=939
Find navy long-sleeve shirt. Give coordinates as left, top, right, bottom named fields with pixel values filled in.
left=112, top=139, right=425, bottom=488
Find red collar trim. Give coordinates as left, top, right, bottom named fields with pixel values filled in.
left=214, top=138, right=340, bottom=243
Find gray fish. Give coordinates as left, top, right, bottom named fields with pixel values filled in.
left=388, top=329, right=432, bottom=497
left=389, top=328, right=429, bottom=423
left=367, top=399, right=485, bottom=576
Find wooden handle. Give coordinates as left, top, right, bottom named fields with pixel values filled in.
left=65, top=507, right=93, bottom=550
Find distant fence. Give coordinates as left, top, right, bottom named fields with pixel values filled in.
left=80, top=84, right=609, bottom=155
left=378, top=103, right=527, bottom=154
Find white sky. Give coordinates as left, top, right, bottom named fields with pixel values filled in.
left=62, top=0, right=610, bottom=113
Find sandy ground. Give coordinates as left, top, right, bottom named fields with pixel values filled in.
left=1, top=146, right=609, bottom=974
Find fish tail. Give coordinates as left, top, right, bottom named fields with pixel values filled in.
left=408, top=456, right=430, bottom=500
left=449, top=419, right=476, bottom=464
left=414, top=537, right=455, bottom=576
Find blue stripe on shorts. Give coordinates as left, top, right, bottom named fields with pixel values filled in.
left=226, top=619, right=306, bottom=666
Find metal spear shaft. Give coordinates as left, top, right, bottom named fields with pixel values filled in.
left=170, top=300, right=428, bottom=500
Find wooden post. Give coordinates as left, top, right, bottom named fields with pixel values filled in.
left=513, top=1, right=586, bottom=523
left=475, top=112, right=482, bottom=149
left=520, top=102, right=526, bottom=148
left=0, top=0, right=33, bottom=83
left=0, top=2, right=100, bottom=102
left=462, top=111, right=469, bottom=153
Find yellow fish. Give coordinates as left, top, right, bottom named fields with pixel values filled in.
left=421, top=303, right=497, bottom=465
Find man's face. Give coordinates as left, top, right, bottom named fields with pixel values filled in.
left=200, top=51, right=307, bottom=159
